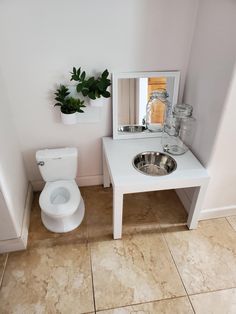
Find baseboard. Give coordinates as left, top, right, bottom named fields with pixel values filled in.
left=0, top=183, right=33, bottom=253
left=31, top=175, right=103, bottom=191
left=31, top=180, right=44, bottom=191
left=76, top=175, right=103, bottom=187
left=176, top=188, right=236, bottom=220
left=199, top=205, right=236, bottom=220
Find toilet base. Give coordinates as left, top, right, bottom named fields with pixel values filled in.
left=41, top=197, right=85, bottom=233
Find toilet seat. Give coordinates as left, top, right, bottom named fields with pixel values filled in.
left=39, top=180, right=80, bottom=218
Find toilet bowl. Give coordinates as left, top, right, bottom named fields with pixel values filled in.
left=36, top=147, right=85, bottom=233
left=39, top=180, right=85, bottom=233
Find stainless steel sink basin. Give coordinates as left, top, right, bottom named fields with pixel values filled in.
left=133, top=151, right=177, bottom=176
left=118, top=125, right=146, bottom=133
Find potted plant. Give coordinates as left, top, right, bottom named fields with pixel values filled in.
left=71, top=67, right=111, bottom=107
left=54, top=85, right=86, bottom=125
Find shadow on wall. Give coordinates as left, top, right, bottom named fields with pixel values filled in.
left=182, top=0, right=236, bottom=167
left=0, top=71, right=28, bottom=237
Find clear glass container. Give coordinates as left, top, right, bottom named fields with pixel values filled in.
left=146, top=90, right=170, bottom=132
left=172, top=103, right=193, bottom=134
left=161, top=103, right=196, bottom=155
left=179, top=116, right=196, bottom=148
left=173, top=103, right=193, bottom=118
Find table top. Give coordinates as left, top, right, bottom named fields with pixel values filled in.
left=103, top=137, right=209, bottom=192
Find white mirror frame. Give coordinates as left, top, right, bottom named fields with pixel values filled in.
left=112, top=71, right=180, bottom=140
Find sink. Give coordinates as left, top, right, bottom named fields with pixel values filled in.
left=133, top=151, right=177, bottom=176
left=118, top=125, right=146, bottom=133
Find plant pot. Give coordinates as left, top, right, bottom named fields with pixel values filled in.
left=88, top=97, right=104, bottom=107
left=61, top=112, right=77, bottom=125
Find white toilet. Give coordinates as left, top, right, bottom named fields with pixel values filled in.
left=36, top=147, right=85, bottom=233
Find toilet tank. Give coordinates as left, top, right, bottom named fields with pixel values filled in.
left=36, top=148, right=78, bottom=182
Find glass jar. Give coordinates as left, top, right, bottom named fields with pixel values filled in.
left=172, top=103, right=193, bottom=134
left=161, top=104, right=195, bottom=155
left=146, top=90, right=170, bottom=132
left=173, top=103, right=193, bottom=118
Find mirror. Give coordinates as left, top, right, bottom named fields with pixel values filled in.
left=112, top=71, right=180, bottom=139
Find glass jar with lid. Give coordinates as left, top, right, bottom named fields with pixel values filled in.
left=161, top=103, right=196, bottom=155
left=173, top=103, right=193, bottom=118
left=146, top=90, right=170, bottom=132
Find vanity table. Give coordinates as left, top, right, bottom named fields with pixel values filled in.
left=102, top=137, right=209, bottom=239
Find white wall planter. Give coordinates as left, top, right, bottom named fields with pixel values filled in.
left=61, top=112, right=77, bottom=125
left=89, top=97, right=104, bottom=107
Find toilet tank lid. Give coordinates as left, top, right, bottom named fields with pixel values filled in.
left=36, top=147, right=77, bottom=160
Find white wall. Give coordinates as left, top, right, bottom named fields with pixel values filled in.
left=204, top=66, right=236, bottom=209
left=0, top=73, right=28, bottom=239
left=183, top=0, right=236, bottom=210
left=0, top=0, right=199, bottom=189
left=0, top=191, right=18, bottom=240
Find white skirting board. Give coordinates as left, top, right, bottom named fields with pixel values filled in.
left=199, top=205, right=236, bottom=220
left=31, top=175, right=103, bottom=191
left=176, top=188, right=236, bottom=220
left=0, top=184, right=33, bottom=253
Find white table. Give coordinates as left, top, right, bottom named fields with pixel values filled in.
left=102, top=137, right=209, bottom=239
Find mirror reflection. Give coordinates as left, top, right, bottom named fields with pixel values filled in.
left=112, top=71, right=180, bottom=139
left=118, top=76, right=175, bottom=128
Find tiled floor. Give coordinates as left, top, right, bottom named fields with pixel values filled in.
left=0, top=186, right=236, bottom=314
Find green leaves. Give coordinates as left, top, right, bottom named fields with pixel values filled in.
left=60, top=97, right=85, bottom=114
left=54, top=85, right=70, bottom=107
left=97, top=81, right=105, bottom=91
left=71, top=67, right=111, bottom=100
left=88, top=91, right=96, bottom=100
left=54, top=67, right=111, bottom=116
left=54, top=85, right=70, bottom=101
left=102, top=69, right=109, bottom=79
left=81, top=87, right=89, bottom=97
left=70, top=67, right=82, bottom=81
left=80, top=71, right=86, bottom=81
left=102, top=90, right=111, bottom=98
left=54, top=85, right=85, bottom=114
left=76, top=83, right=84, bottom=93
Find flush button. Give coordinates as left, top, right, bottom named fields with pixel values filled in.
left=37, top=161, right=45, bottom=166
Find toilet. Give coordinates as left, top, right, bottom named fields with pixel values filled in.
left=36, top=147, right=85, bottom=233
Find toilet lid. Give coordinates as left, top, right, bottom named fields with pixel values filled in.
left=39, top=180, right=81, bottom=217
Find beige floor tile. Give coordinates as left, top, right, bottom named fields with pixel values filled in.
left=85, top=186, right=160, bottom=241
left=28, top=192, right=87, bottom=248
left=83, top=186, right=113, bottom=240
left=149, top=190, right=188, bottom=229
left=0, top=254, right=7, bottom=286
left=190, top=288, right=236, bottom=314
left=164, top=218, right=236, bottom=294
left=227, top=216, right=236, bottom=231
left=0, top=244, right=94, bottom=314
left=98, top=297, right=193, bottom=314
left=90, top=233, right=186, bottom=311
left=122, top=192, right=160, bottom=233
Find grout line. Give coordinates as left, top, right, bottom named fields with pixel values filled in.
left=159, top=221, right=236, bottom=312
left=160, top=230, right=196, bottom=314
left=88, top=242, right=97, bottom=313
left=95, top=295, right=192, bottom=313
left=0, top=253, right=9, bottom=289
left=224, top=217, right=236, bottom=232
left=186, top=294, right=196, bottom=313
left=188, top=286, right=236, bottom=297
left=149, top=192, right=196, bottom=313
left=82, top=192, right=96, bottom=312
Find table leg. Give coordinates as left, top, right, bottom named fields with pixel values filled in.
left=113, top=188, right=123, bottom=239
left=103, top=151, right=111, bottom=188
left=187, top=182, right=208, bottom=229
